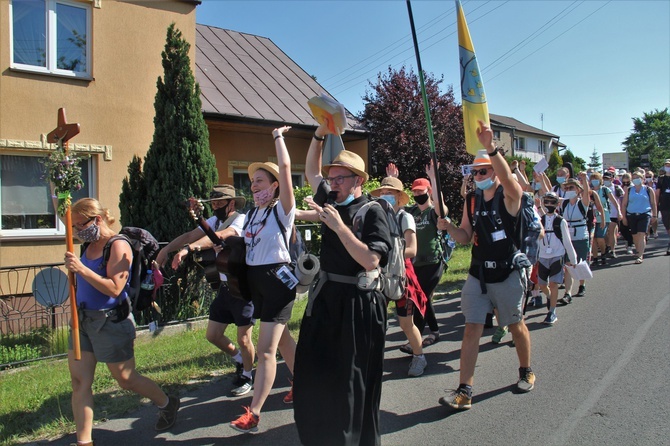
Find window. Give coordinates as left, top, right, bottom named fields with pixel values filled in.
left=1, top=154, right=94, bottom=236
left=493, top=130, right=501, bottom=140
left=11, top=0, right=91, bottom=78
left=538, top=140, right=547, bottom=154
left=514, top=137, right=526, bottom=151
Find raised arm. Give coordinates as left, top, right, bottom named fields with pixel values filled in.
left=273, top=126, right=295, bottom=214
left=305, top=122, right=330, bottom=194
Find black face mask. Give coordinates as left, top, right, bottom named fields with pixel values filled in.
left=414, top=193, right=429, bottom=205
left=214, top=206, right=229, bottom=220
left=545, top=206, right=556, bottom=214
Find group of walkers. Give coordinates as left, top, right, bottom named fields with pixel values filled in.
left=62, top=119, right=668, bottom=445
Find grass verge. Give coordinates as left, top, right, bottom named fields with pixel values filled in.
left=0, top=247, right=471, bottom=445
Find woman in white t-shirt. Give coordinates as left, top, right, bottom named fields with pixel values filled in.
left=230, top=126, right=297, bottom=433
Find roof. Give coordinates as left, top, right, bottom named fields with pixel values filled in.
left=195, top=24, right=365, bottom=132
left=489, top=113, right=559, bottom=139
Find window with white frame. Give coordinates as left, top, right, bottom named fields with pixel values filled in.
left=1, top=153, right=95, bottom=236
left=538, top=140, right=547, bottom=154
left=514, top=137, right=526, bottom=151
left=11, top=0, right=92, bottom=78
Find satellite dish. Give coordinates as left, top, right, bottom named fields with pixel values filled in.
left=32, top=267, right=69, bottom=307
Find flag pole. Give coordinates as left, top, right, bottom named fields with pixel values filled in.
left=406, top=0, right=445, bottom=217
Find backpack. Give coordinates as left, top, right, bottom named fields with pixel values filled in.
left=541, top=214, right=564, bottom=244
left=469, top=187, right=542, bottom=264
left=353, top=198, right=407, bottom=301
left=272, top=204, right=306, bottom=269
left=81, top=227, right=160, bottom=312
left=426, top=208, right=455, bottom=268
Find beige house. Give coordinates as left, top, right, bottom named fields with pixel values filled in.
left=490, top=113, right=562, bottom=162
left=1, top=3, right=368, bottom=268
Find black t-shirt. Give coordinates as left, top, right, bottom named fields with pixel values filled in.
left=658, top=176, right=670, bottom=211
left=316, top=181, right=391, bottom=276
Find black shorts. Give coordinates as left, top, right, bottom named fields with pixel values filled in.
left=209, top=284, right=255, bottom=327
left=627, top=213, right=651, bottom=235
left=395, top=297, right=415, bottom=318
left=247, top=263, right=296, bottom=323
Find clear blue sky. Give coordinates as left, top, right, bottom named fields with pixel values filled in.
left=196, top=0, right=670, bottom=164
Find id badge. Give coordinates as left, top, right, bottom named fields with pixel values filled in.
left=491, top=229, right=507, bottom=242
left=545, top=247, right=553, bottom=254
left=272, top=265, right=299, bottom=290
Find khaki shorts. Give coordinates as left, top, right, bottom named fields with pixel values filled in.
left=69, top=311, right=136, bottom=363
left=461, top=270, right=525, bottom=328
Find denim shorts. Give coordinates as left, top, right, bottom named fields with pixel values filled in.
left=461, top=270, right=525, bottom=327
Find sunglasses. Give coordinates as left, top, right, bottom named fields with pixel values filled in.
left=72, top=217, right=94, bottom=231
left=622, top=182, right=631, bottom=186
left=470, top=167, right=490, bottom=176
left=324, top=174, right=357, bottom=186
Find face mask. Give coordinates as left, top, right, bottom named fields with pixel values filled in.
left=556, top=176, right=566, bottom=184
left=475, top=178, right=495, bottom=191
left=76, top=221, right=100, bottom=243
left=335, top=193, right=355, bottom=206
left=603, top=181, right=612, bottom=187
left=564, top=190, right=577, bottom=200
left=591, top=179, right=600, bottom=187
left=214, top=206, right=229, bottom=220
left=413, top=193, right=429, bottom=205
left=664, top=166, right=670, bottom=174
left=380, top=194, right=396, bottom=207
left=253, top=185, right=276, bottom=207
left=632, top=178, right=642, bottom=186
left=534, top=182, right=542, bottom=191
left=645, top=177, right=653, bottom=183
left=544, top=205, right=556, bottom=214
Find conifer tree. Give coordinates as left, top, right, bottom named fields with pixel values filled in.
left=141, top=23, right=217, bottom=242
left=119, top=155, right=146, bottom=227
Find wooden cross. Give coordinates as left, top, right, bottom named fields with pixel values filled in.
left=47, top=108, right=80, bottom=147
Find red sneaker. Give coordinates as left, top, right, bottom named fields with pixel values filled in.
left=283, top=380, right=294, bottom=404
left=230, top=406, right=259, bottom=433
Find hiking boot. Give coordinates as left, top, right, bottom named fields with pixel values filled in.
left=543, top=312, right=557, bottom=325
left=491, top=326, right=508, bottom=344
left=283, top=381, right=294, bottom=404
left=517, top=370, right=536, bottom=392
left=438, top=389, right=472, bottom=410
left=230, top=406, right=259, bottom=433
left=558, top=294, right=572, bottom=305
left=231, top=374, right=253, bottom=397
left=575, top=284, right=586, bottom=297
left=155, top=395, right=180, bottom=431
left=408, top=355, right=427, bottom=377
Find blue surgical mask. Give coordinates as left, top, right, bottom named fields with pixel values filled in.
left=380, top=194, right=396, bottom=207
left=632, top=178, right=642, bottom=186
left=564, top=190, right=577, bottom=200
left=604, top=180, right=612, bottom=187
left=664, top=166, right=670, bottom=174
left=475, top=178, right=495, bottom=190
left=556, top=176, right=566, bottom=184
left=591, top=179, right=600, bottom=187
left=335, top=193, right=355, bottom=206
left=534, top=182, right=542, bottom=191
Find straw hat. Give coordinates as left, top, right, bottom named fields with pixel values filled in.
left=561, top=178, right=584, bottom=190
left=202, top=184, right=246, bottom=209
left=322, top=150, right=369, bottom=182
left=248, top=162, right=280, bottom=181
left=370, top=177, right=410, bottom=207
left=471, top=149, right=492, bottom=167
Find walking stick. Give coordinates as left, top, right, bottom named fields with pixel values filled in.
left=47, top=108, right=82, bottom=360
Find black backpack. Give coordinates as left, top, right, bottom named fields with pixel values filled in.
left=541, top=214, right=564, bottom=243
left=82, top=227, right=160, bottom=312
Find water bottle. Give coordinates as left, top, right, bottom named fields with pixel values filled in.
left=141, top=269, right=154, bottom=291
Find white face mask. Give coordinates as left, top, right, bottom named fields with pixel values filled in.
left=564, top=190, right=577, bottom=200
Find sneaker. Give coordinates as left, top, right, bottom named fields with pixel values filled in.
left=517, top=370, right=536, bottom=393
left=607, top=249, right=617, bottom=258
left=408, top=355, right=428, bottom=377
left=600, top=256, right=607, bottom=266
left=559, top=294, right=572, bottom=305
left=575, top=284, right=586, bottom=297
left=231, top=374, right=253, bottom=396
left=543, top=312, right=557, bottom=325
left=491, top=326, right=508, bottom=344
left=438, top=389, right=472, bottom=410
left=155, top=395, right=180, bottom=431
left=283, top=381, right=294, bottom=404
left=230, top=406, right=259, bottom=433
left=626, top=246, right=634, bottom=255
left=531, top=296, right=543, bottom=307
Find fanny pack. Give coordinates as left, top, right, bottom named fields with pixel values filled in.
left=80, top=298, right=130, bottom=324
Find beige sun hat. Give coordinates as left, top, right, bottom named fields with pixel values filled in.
left=322, top=150, right=369, bottom=182
left=248, top=162, right=280, bottom=181
left=201, top=184, right=246, bottom=209
left=370, top=177, right=410, bottom=207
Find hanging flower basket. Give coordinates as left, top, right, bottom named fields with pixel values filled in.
left=41, top=148, right=88, bottom=216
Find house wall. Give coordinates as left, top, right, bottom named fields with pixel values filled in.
left=0, top=0, right=197, bottom=266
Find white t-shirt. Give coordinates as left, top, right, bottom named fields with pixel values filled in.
left=203, top=213, right=245, bottom=281
left=398, top=209, right=416, bottom=234
left=539, top=214, right=578, bottom=264
left=243, top=200, right=295, bottom=266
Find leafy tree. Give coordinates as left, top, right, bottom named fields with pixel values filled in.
left=587, top=148, right=601, bottom=170
left=547, top=148, right=563, bottom=179
left=359, top=66, right=470, bottom=219
left=560, top=148, right=586, bottom=174
left=140, top=23, right=217, bottom=242
left=622, top=108, right=670, bottom=171
left=119, top=155, right=146, bottom=227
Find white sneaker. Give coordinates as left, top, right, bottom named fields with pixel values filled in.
left=626, top=246, right=634, bottom=255
left=408, top=355, right=427, bottom=377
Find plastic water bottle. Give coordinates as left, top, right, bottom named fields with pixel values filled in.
left=141, top=269, right=154, bottom=291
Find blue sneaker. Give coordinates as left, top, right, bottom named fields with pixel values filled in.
left=530, top=296, right=542, bottom=307
left=543, top=312, right=557, bottom=325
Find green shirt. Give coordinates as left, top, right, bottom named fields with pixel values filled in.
left=406, top=204, right=441, bottom=266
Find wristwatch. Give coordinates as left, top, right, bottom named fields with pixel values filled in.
left=182, top=244, right=191, bottom=253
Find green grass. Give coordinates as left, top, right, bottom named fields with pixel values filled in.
left=0, top=248, right=472, bottom=445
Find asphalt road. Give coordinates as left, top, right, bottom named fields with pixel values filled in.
left=43, top=234, right=670, bottom=446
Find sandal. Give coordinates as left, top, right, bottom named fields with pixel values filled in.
left=399, top=343, right=413, bottom=355
left=422, top=332, right=440, bottom=347
left=635, top=257, right=643, bottom=264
